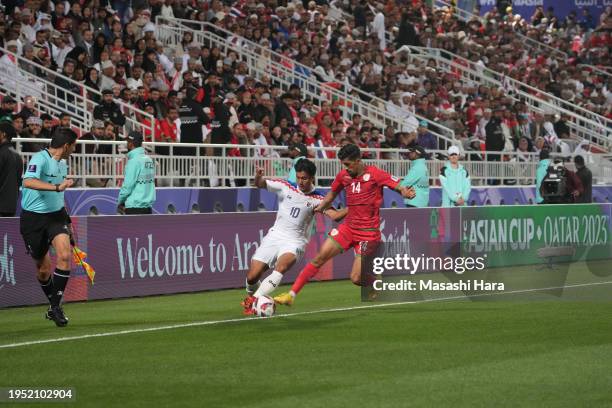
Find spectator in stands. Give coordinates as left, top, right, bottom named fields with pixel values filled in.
left=84, top=67, right=101, bottom=103
left=177, top=86, right=209, bottom=157
left=80, top=119, right=106, bottom=153
left=11, top=115, right=24, bottom=134
left=516, top=114, right=531, bottom=141
left=485, top=106, right=505, bottom=185
left=20, top=115, right=46, bottom=152
left=40, top=114, right=54, bottom=138
left=416, top=120, right=437, bottom=150
left=440, top=146, right=471, bottom=207
left=156, top=106, right=179, bottom=155
left=554, top=113, right=571, bottom=139
left=574, top=155, right=592, bottom=203
left=0, top=122, right=22, bottom=217
left=76, top=28, right=94, bottom=65
left=515, top=136, right=535, bottom=186
left=51, top=30, right=72, bottom=68
left=80, top=119, right=108, bottom=187
left=141, top=101, right=160, bottom=142
left=99, top=60, right=117, bottom=91
left=396, top=12, right=421, bottom=48
left=274, top=93, right=294, bottom=127
left=400, top=145, right=429, bottom=208
left=0, top=40, right=21, bottom=81
left=55, top=59, right=80, bottom=112
left=147, top=88, right=167, bottom=120
left=209, top=90, right=232, bottom=156
left=0, top=96, right=16, bottom=119
left=18, top=96, right=38, bottom=122
left=94, top=89, right=126, bottom=129
left=287, top=142, right=308, bottom=184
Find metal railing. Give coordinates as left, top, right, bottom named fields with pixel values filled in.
left=0, top=50, right=91, bottom=132
left=12, top=137, right=612, bottom=187
left=0, top=47, right=154, bottom=137
left=577, top=63, right=612, bottom=80
left=156, top=17, right=456, bottom=145
left=400, top=46, right=612, bottom=151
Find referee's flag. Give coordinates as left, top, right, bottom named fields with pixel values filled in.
left=72, top=246, right=96, bottom=285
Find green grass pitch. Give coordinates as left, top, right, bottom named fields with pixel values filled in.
left=1, top=278, right=612, bottom=407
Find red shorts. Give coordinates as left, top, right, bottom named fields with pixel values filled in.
left=328, top=223, right=380, bottom=255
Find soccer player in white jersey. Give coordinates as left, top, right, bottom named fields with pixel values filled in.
left=242, top=159, right=346, bottom=314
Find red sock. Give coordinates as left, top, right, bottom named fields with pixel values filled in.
left=291, top=263, right=320, bottom=295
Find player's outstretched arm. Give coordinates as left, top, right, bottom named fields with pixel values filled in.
left=314, top=190, right=339, bottom=213
left=324, top=207, right=348, bottom=222
left=23, top=177, right=74, bottom=192
left=254, top=166, right=267, bottom=189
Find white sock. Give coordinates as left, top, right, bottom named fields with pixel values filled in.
left=254, top=271, right=284, bottom=297
left=246, top=278, right=260, bottom=295
left=289, top=290, right=296, bottom=298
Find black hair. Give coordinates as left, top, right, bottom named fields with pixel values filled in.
left=59, top=112, right=71, bottom=119
left=338, top=143, right=361, bottom=161
left=294, top=158, right=316, bottom=177
left=539, top=149, right=550, bottom=160
left=0, top=122, right=16, bottom=141
left=50, top=127, right=77, bottom=148
left=574, top=155, right=585, bottom=166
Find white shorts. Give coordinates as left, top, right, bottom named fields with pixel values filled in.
left=252, top=232, right=306, bottom=269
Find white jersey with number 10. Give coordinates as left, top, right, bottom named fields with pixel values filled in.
left=264, top=179, right=325, bottom=245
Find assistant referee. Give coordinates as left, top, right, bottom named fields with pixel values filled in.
left=20, top=127, right=77, bottom=327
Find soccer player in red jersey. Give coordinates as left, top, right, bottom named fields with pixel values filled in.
left=274, top=144, right=416, bottom=305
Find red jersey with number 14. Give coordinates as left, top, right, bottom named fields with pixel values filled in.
left=331, top=165, right=400, bottom=230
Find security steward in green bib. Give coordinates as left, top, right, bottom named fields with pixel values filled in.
left=400, top=145, right=430, bottom=208
left=117, top=132, right=156, bottom=215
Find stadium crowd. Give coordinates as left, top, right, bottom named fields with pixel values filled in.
left=0, top=0, right=606, bottom=172
left=339, top=0, right=612, bottom=120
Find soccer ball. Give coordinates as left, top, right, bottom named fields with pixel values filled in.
left=253, top=295, right=276, bottom=318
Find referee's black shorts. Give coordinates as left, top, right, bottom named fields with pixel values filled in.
left=20, top=208, right=71, bottom=260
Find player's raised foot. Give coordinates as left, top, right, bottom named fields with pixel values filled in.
left=273, top=292, right=294, bottom=306
left=241, top=295, right=256, bottom=315
left=48, top=305, right=69, bottom=327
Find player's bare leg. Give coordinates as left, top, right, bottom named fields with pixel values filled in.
left=274, top=238, right=343, bottom=305
left=349, top=256, right=362, bottom=285
left=349, top=254, right=377, bottom=300
left=242, top=259, right=269, bottom=314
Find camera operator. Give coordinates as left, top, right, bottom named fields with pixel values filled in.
left=540, top=158, right=584, bottom=204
